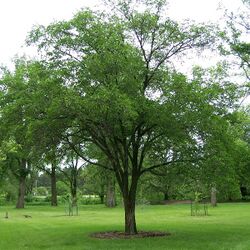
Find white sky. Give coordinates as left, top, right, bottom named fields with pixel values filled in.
left=0, top=0, right=245, bottom=68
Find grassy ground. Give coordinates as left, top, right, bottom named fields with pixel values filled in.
left=0, top=203, right=250, bottom=250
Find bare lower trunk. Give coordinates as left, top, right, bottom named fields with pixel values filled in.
left=106, top=178, right=116, bottom=207
left=71, top=176, right=77, bottom=206
left=240, top=186, right=247, bottom=197
left=16, top=175, right=26, bottom=209
left=211, top=187, right=217, bottom=207
left=124, top=196, right=137, bottom=234
left=99, top=194, right=104, bottom=204
left=164, top=192, right=169, bottom=201
left=122, top=172, right=138, bottom=235
left=112, top=160, right=139, bottom=235
left=51, top=164, right=57, bottom=206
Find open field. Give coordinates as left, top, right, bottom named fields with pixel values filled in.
left=0, top=203, right=250, bottom=250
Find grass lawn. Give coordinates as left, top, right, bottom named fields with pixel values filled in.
left=0, top=203, right=250, bottom=250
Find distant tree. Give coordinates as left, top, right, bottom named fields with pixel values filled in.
left=234, top=107, right=250, bottom=197
left=83, top=164, right=116, bottom=207
left=59, top=149, right=85, bottom=206
left=0, top=58, right=67, bottom=207
left=0, top=60, right=35, bottom=208
left=37, top=172, right=50, bottom=188
left=39, top=149, right=61, bottom=206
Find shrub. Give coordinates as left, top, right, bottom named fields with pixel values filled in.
left=80, top=195, right=101, bottom=205
left=56, top=181, right=69, bottom=196
left=36, top=186, right=48, bottom=196
left=242, top=195, right=250, bottom=201
left=25, top=194, right=34, bottom=202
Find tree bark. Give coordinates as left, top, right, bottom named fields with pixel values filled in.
left=164, top=192, right=169, bottom=201
left=99, top=194, right=104, bottom=204
left=122, top=169, right=138, bottom=235
left=123, top=195, right=137, bottom=234
left=106, top=178, right=116, bottom=207
left=70, top=174, right=77, bottom=206
left=16, top=175, right=26, bottom=209
left=240, top=186, right=247, bottom=197
left=211, top=186, right=217, bottom=207
left=16, top=159, right=27, bottom=209
left=51, top=163, right=57, bottom=206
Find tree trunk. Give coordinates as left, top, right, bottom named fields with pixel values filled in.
left=106, top=178, right=116, bottom=207
left=123, top=195, right=137, bottom=234
left=71, top=175, right=77, bottom=206
left=16, top=175, right=26, bottom=208
left=51, top=164, right=57, bottom=206
left=211, top=187, right=217, bottom=207
left=240, top=186, right=247, bottom=197
left=99, top=194, right=104, bottom=204
left=164, top=192, right=169, bottom=201
left=111, top=159, right=139, bottom=234
left=122, top=170, right=138, bottom=235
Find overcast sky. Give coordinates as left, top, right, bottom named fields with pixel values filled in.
left=0, top=0, right=244, bottom=68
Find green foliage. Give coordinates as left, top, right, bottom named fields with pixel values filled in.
left=79, top=195, right=102, bottom=205
left=82, top=164, right=113, bottom=196
left=36, top=186, right=48, bottom=196
left=24, top=194, right=34, bottom=203
left=0, top=181, right=17, bottom=203
left=56, top=181, right=69, bottom=196
left=222, top=0, right=250, bottom=81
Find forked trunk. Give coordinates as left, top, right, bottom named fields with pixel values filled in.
left=16, top=175, right=26, bottom=209
left=51, top=164, right=57, bottom=206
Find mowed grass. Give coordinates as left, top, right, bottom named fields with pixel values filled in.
left=0, top=203, right=250, bottom=250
